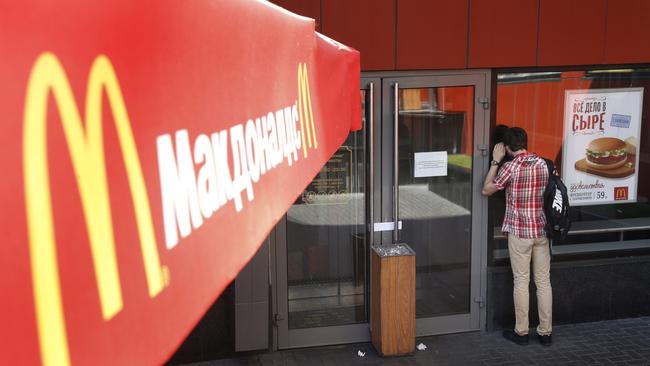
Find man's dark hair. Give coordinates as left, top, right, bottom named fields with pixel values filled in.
left=492, top=124, right=509, bottom=146
left=504, top=127, right=528, bottom=152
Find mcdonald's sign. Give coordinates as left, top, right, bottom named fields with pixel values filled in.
left=24, top=52, right=172, bottom=366
left=298, top=62, right=318, bottom=158
left=0, top=1, right=360, bottom=365
left=614, top=187, right=629, bottom=201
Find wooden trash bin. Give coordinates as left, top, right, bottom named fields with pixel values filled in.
left=370, top=244, right=416, bottom=356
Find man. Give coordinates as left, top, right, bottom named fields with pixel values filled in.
left=482, top=127, right=552, bottom=347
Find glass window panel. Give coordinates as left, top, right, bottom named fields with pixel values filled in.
left=493, top=68, right=650, bottom=256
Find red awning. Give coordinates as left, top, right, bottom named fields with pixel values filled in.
left=0, top=1, right=360, bottom=364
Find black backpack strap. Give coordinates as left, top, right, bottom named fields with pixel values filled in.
left=542, top=158, right=555, bottom=242
left=543, top=158, right=554, bottom=176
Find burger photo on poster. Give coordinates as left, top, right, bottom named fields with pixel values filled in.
left=584, top=137, right=636, bottom=170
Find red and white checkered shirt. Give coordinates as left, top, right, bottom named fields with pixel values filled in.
left=494, top=152, right=549, bottom=239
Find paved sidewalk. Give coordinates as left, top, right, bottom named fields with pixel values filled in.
left=188, top=316, right=650, bottom=366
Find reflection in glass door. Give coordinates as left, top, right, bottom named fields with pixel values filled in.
left=285, top=122, right=366, bottom=330
left=399, top=86, right=474, bottom=318
left=382, top=75, right=488, bottom=335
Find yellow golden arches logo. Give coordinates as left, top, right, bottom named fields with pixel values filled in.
left=614, top=187, right=628, bottom=200
left=23, top=53, right=168, bottom=366
left=297, top=62, right=318, bottom=158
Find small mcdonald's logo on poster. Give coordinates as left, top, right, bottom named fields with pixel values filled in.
left=614, top=186, right=629, bottom=201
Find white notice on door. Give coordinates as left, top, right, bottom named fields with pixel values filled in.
left=414, top=151, right=447, bottom=178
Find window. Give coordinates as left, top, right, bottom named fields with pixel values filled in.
left=491, top=68, right=650, bottom=257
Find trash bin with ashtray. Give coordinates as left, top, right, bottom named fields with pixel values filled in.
left=370, top=243, right=416, bottom=356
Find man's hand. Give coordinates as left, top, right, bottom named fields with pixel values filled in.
left=482, top=143, right=506, bottom=196
left=493, top=143, right=506, bottom=163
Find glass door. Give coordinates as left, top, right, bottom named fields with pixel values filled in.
left=274, top=73, right=489, bottom=348
left=380, top=74, right=488, bottom=335
left=274, top=78, right=380, bottom=348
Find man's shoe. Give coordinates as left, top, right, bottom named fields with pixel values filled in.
left=502, top=330, right=529, bottom=345
left=538, top=333, right=552, bottom=346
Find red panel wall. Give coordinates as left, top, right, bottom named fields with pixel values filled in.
left=538, top=0, right=607, bottom=66
left=271, top=0, right=321, bottom=31
left=272, top=0, right=650, bottom=71
left=604, top=0, right=650, bottom=64
left=397, top=0, right=468, bottom=70
left=322, top=0, right=395, bottom=71
left=468, top=0, right=538, bottom=68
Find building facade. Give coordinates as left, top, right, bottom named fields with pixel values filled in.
left=171, top=0, right=650, bottom=362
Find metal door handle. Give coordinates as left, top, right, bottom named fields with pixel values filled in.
left=368, top=82, right=375, bottom=247
left=393, top=83, right=399, bottom=243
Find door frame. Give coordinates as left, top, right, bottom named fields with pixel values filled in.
left=271, top=71, right=491, bottom=349
left=378, top=70, right=490, bottom=335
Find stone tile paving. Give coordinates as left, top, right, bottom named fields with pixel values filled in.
left=188, top=316, right=650, bottom=366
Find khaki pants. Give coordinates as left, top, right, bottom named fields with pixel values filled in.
left=507, top=234, right=552, bottom=336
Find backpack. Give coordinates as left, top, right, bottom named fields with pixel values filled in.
left=543, top=159, right=571, bottom=241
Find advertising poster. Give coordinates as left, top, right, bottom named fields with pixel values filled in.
left=562, top=88, right=644, bottom=206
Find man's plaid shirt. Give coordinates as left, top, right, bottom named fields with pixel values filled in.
left=494, top=152, right=549, bottom=239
